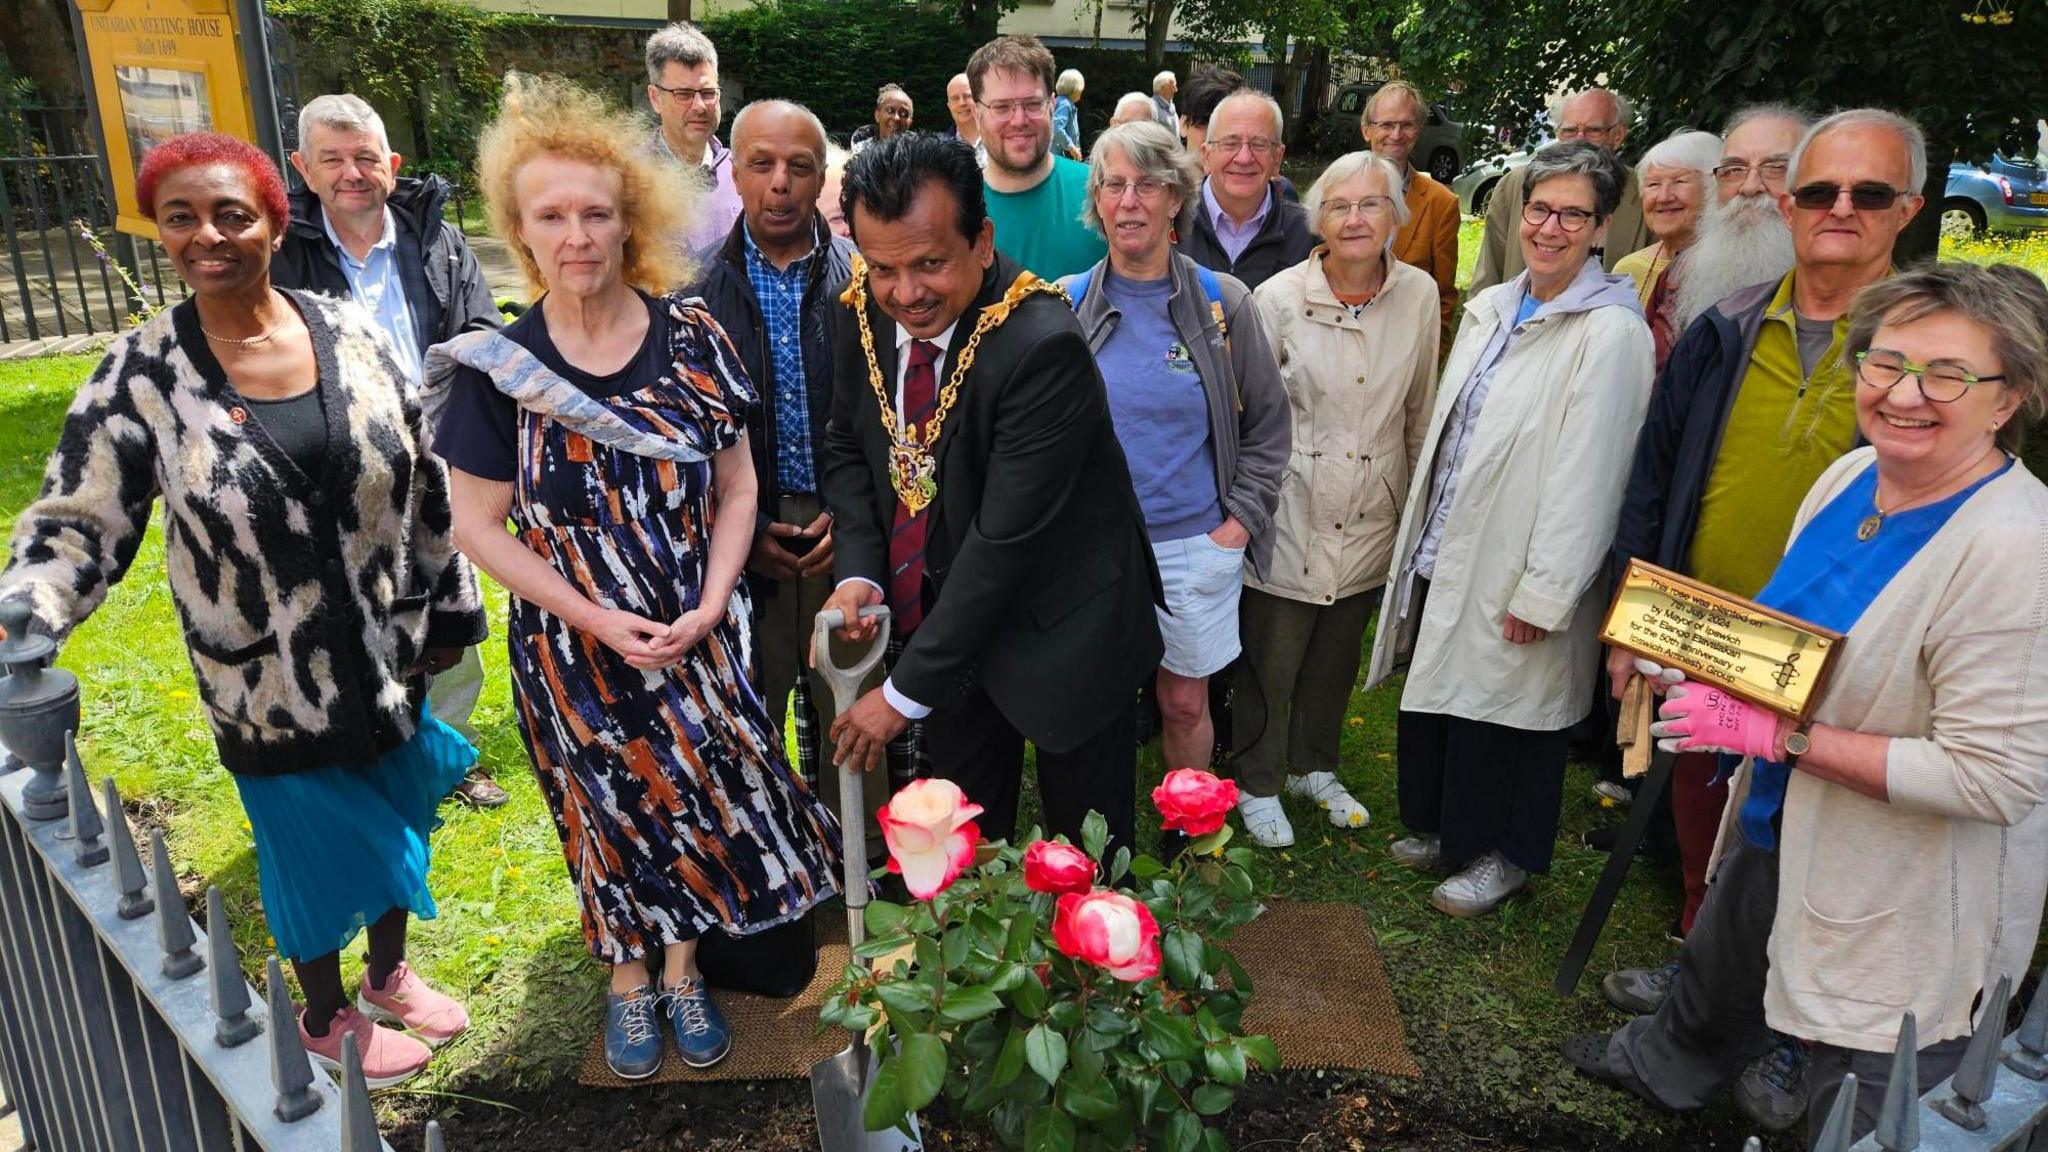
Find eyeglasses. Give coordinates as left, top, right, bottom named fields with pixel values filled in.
left=1365, top=119, right=1420, bottom=134
left=1556, top=123, right=1620, bottom=141
left=977, top=97, right=1051, bottom=121
left=1791, top=182, right=1908, bottom=211
left=1205, top=137, right=1279, bottom=158
left=653, top=84, right=721, bottom=106
left=1522, top=201, right=1597, bottom=231
left=1713, top=159, right=1790, bottom=187
left=1097, top=176, right=1168, bottom=200
left=1854, top=349, right=2006, bottom=403
left=1321, top=195, right=1395, bottom=219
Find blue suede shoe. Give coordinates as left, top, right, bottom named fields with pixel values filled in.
left=604, top=985, right=663, bottom=1080
left=662, top=977, right=732, bottom=1069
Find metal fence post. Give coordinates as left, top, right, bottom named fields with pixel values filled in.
left=2010, top=979, right=2048, bottom=1082
left=149, top=831, right=204, bottom=981
left=63, top=734, right=107, bottom=868
left=1875, top=1011, right=1919, bottom=1151
left=1816, top=1071, right=1860, bottom=1152
left=267, top=954, right=322, bottom=1124
left=205, top=887, right=261, bottom=1049
left=1934, top=974, right=2010, bottom=1131
left=103, top=777, right=152, bottom=921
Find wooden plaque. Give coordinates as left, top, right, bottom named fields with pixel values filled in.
left=1600, top=560, right=1843, bottom=722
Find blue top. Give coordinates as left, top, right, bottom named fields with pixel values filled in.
left=1053, top=95, right=1081, bottom=156
left=741, top=224, right=819, bottom=493
left=1514, top=289, right=1542, bottom=327
left=1095, top=268, right=1223, bottom=540
left=1737, top=458, right=2013, bottom=850
left=323, top=207, right=421, bottom=382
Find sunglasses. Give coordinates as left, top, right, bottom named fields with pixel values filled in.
left=1790, top=181, right=1907, bottom=211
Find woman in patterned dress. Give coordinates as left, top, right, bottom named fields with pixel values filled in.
left=429, top=76, right=841, bottom=1080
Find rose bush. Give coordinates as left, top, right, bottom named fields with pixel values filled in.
left=823, top=769, right=1276, bottom=1152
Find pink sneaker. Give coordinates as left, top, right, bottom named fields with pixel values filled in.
left=356, top=962, right=470, bottom=1047
left=299, top=1006, right=431, bottom=1088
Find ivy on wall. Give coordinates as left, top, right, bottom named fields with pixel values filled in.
left=703, top=0, right=978, bottom=139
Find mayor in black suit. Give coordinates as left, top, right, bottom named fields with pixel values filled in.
left=820, top=133, right=1162, bottom=855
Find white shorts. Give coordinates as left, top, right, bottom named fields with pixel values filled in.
left=1152, top=532, right=1246, bottom=678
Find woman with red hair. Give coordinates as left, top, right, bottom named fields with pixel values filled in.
left=1, top=133, right=485, bottom=1087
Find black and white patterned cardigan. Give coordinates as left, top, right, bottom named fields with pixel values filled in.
left=1, top=289, right=487, bottom=776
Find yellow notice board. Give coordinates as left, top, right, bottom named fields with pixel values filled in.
left=73, top=0, right=259, bottom=238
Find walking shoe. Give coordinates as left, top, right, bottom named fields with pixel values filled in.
left=1734, top=1032, right=1809, bottom=1133
left=1600, top=960, right=1680, bottom=1015
left=299, top=1006, right=431, bottom=1089
left=451, top=768, right=510, bottom=809
left=1285, top=771, right=1369, bottom=829
left=604, top=985, right=664, bottom=1080
left=356, top=961, right=470, bottom=1047
left=1592, top=780, right=1634, bottom=808
left=1388, top=834, right=1445, bottom=873
left=1237, top=794, right=1295, bottom=848
left=1562, top=1033, right=1620, bottom=1083
left=1429, top=852, right=1527, bottom=918
left=662, top=977, right=733, bottom=1069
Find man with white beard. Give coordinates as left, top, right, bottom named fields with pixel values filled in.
left=1670, top=107, right=1809, bottom=330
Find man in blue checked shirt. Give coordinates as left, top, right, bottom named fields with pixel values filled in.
left=690, top=99, right=897, bottom=862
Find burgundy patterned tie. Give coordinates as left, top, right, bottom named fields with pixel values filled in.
left=888, top=339, right=940, bottom=635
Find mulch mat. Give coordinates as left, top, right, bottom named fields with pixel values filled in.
left=576, top=900, right=1416, bottom=1087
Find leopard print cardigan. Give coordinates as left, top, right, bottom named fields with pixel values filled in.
left=1, top=289, right=487, bottom=776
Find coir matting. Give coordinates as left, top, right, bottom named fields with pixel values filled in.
left=575, top=900, right=1417, bottom=1086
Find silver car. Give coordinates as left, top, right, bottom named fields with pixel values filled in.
left=1452, top=148, right=1535, bottom=216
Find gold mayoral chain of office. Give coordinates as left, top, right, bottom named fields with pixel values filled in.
left=842, top=255, right=1070, bottom=516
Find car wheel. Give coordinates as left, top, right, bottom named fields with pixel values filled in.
left=1941, top=199, right=1986, bottom=238
left=1428, top=148, right=1460, bottom=184
left=1472, top=177, right=1500, bottom=215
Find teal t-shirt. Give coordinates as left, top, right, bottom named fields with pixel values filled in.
left=984, top=156, right=1107, bottom=282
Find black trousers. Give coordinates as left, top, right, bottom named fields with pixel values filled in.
left=1395, top=709, right=1570, bottom=874
left=924, top=683, right=1138, bottom=863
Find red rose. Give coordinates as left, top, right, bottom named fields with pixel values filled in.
left=877, top=779, right=984, bottom=899
left=1052, top=890, right=1162, bottom=982
left=1023, top=840, right=1096, bottom=896
left=1151, top=768, right=1239, bottom=836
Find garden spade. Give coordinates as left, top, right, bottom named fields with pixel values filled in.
left=809, top=605, right=923, bottom=1152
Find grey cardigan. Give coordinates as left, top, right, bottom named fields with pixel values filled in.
left=1061, top=252, right=1290, bottom=579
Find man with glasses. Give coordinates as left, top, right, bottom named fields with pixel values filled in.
left=1362, top=80, right=1460, bottom=344
left=970, top=34, right=1106, bottom=281
left=1671, top=105, right=1809, bottom=331
left=1176, top=90, right=1314, bottom=291
left=1567, top=108, right=1927, bottom=1132
left=1470, top=87, right=1650, bottom=294
left=944, top=73, right=987, bottom=166
left=643, top=22, right=741, bottom=253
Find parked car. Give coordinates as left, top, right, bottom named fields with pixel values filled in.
left=1313, top=85, right=1466, bottom=182
left=1943, top=153, right=2048, bottom=235
left=1451, top=148, right=1534, bottom=216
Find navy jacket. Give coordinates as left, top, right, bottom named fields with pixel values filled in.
left=690, top=215, right=855, bottom=546
left=274, top=175, right=501, bottom=352
left=1173, top=179, right=1315, bottom=292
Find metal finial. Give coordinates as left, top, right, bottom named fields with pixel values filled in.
left=1934, top=973, right=2010, bottom=1131
left=1813, top=1071, right=1858, bottom=1152
left=1875, top=1011, right=1919, bottom=1150
left=104, top=776, right=154, bottom=919
left=268, top=954, right=321, bottom=1122
left=65, top=732, right=106, bottom=866
left=206, top=885, right=261, bottom=1047
left=425, top=1120, right=446, bottom=1152
left=150, top=829, right=204, bottom=978
left=340, top=1030, right=383, bottom=1152
left=2005, top=978, right=2048, bottom=1081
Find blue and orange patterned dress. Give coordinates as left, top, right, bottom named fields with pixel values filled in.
left=429, top=291, right=841, bottom=965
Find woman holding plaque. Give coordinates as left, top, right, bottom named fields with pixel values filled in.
left=1572, top=263, right=2048, bottom=1142
left=430, top=77, right=841, bottom=1081
left=1365, top=141, right=1654, bottom=919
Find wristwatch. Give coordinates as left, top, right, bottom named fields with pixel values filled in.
left=1783, top=724, right=1812, bottom=761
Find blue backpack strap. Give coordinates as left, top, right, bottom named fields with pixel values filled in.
left=1191, top=264, right=1240, bottom=411
left=1067, top=268, right=1093, bottom=310
left=1194, top=264, right=1222, bottom=309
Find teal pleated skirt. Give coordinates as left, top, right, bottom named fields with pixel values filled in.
left=233, top=707, right=475, bottom=962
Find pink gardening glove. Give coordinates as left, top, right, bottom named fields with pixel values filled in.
left=1649, top=681, right=1784, bottom=758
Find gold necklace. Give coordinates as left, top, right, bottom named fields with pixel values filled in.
left=841, top=256, right=1068, bottom=515
left=202, top=321, right=279, bottom=347
left=1857, top=449, right=1999, bottom=541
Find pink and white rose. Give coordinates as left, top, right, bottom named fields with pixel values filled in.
left=1053, top=890, right=1162, bottom=982
left=877, top=779, right=984, bottom=899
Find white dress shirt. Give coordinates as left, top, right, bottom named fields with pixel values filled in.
left=842, top=318, right=960, bottom=718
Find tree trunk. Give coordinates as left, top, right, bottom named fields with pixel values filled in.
left=667, top=0, right=692, bottom=22
left=1143, top=0, right=1174, bottom=73
left=1301, top=44, right=1332, bottom=123
left=1269, top=34, right=1313, bottom=141
left=0, top=0, right=85, bottom=107
left=1891, top=145, right=1948, bottom=269
left=1091, top=0, right=1103, bottom=50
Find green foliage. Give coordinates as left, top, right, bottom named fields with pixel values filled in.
left=269, top=0, right=547, bottom=172
left=703, top=0, right=978, bottom=140
left=821, top=821, right=1278, bottom=1149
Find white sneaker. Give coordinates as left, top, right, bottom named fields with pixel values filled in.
left=1389, top=834, right=1444, bottom=873
left=1285, top=771, right=1370, bottom=829
left=1236, top=794, right=1294, bottom=848
left=1429, top=851, right=1527, bottom=918
left=1592, top=781, right=1634, bottom=808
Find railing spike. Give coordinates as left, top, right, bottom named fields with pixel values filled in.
left=103, top=775, right=155, bottom=918
left=268, top=953, right=322, bottom=1122
left=339, top=1030, right=382, bottom=1152
left=2007, top=976, right=2048, bottom=1081
left=207, top=885, right=261, bottom=1047
left=1741, top=1140, right=1762, bottom=1152
left=150, top=828, right=204, bottom=978
left=64, top=731, right=106, bottom=866
left=1934, top=973, right=2011, bottom=1131
left=1876, top=1011, right=1920, bottom=1150
left=425, top=1120, right=447, bottom=1152
left=1814, top=1070, right=1859, bottom=1152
